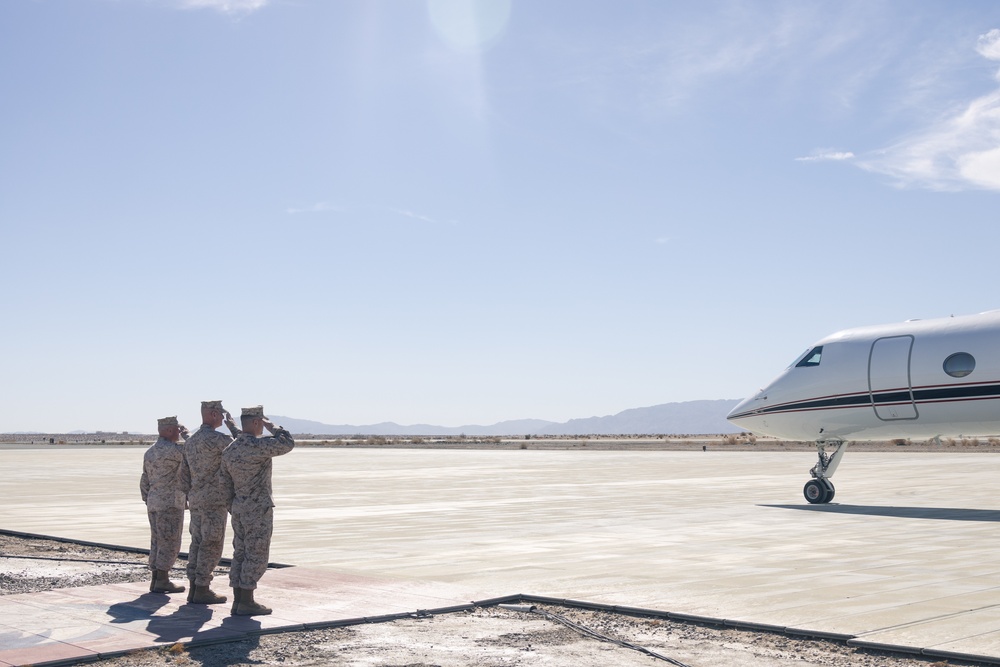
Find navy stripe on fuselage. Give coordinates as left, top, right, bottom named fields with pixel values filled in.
left=729, top=381, right=1000, bottom=420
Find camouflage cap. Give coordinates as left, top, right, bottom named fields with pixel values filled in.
left=157, top=416, right=179, bottom=428
left=241, top=405, right=265, bottom=419
left=201, top=400, right=225, bottom=412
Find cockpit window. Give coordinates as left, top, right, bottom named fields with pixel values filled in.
left=795, top=346, right=823, bottom=368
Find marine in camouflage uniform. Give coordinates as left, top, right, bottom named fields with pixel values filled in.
left=180, top=400, right=241, bottom=604
left=221, top=405, right=294, bottom=616
left=140, top=416, right=189, bottom=594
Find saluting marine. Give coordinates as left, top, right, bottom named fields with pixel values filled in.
left=140, top=416, right=189, bottom=594
left=180, top=400, right=240, bottom=604
left=221, top=405, right=294, bottom=616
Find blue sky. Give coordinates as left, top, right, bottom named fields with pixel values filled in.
left=3, top=0, right=1000, bottom=433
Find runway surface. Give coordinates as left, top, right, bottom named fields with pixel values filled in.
left=4, top=445, right=1000, bottom=664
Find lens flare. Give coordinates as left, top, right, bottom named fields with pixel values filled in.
left=428, top=0, right=512, bottom=53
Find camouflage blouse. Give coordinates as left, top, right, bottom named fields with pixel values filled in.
left=181, top=425, right=235, bottom=510
left=140, top=437, right=187, bottom=512
left=221, top=428, right=295, bottom=514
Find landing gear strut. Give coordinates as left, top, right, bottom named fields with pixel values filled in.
left=803, top=439, right=847, bottom=504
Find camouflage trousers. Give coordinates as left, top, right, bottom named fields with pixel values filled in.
left=146, top=508, right=183, bottom=572
left=229, top=507, right=273, bottom=590
left=186, top=506, right=228, bottom=586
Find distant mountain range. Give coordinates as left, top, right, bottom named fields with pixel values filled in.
left=271, top=399, right=743, bottom=436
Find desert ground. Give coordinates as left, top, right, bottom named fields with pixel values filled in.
left=5, top=432, right=999, bottom=452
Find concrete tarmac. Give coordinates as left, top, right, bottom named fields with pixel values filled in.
left=4, top=445, right=1000, bottom=664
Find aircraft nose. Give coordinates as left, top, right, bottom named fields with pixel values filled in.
left=727, top=394, right=757, bottom=422
left=727, top=389, right=773, bottom=435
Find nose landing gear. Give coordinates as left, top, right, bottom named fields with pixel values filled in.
left=803, top=477, right=835, bottom=504
left=804, top=439, right=847, bottom=504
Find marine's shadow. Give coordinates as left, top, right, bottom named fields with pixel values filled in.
left=145, top=601, right=215, bottom=643
left=185, top=615, right=264, bottom=666
left=106, top=593, right=263, bottom=665
left=106, top=592, right=172, bottom=624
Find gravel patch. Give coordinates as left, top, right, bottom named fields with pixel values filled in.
left=0, top=533, right=155, bottom=594
left=0, top=533, right=971, bottom=666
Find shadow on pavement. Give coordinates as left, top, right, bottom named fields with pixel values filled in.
left=760, top=504, right=1000, bottom=522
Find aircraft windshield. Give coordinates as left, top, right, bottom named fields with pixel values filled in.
left=795, top=346, right=823, bottom=368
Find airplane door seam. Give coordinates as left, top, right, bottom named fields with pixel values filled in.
left=869, top=335, right=919, bottom=421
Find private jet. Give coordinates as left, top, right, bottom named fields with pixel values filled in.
left=727, top=310, right=1000, bottom=504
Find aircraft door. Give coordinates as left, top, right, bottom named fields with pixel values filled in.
left=869, top=335, right=918, bottom=420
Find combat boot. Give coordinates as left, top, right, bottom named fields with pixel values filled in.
left=151, top=570, right=186, bottom=594
left=191, top=584, right=228, bottom=605
left=186, top=578, right=195, bottom=603
left=234, top=588, right=272, bottom=616
left=231, top=587, right=242, bottom=614
left=149, top=571, right=157, bottom=593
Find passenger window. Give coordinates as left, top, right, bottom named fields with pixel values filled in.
left=795, top=346, right=823, bottom=368
left=943, top=352, right=975, bottom=378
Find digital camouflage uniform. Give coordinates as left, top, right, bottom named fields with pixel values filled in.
left=140, top=436, right=187, bottom=573
left=221, top=427, right=294, bottom=590
left=181, top=424, right=234, bottom=587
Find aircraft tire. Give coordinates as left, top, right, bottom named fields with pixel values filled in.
left=803, top=479, right=830, bottom=504
left=821, top=478, right=835, bottom=502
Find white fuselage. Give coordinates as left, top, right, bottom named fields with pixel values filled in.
left=727, top=311, right=1000, bottom=441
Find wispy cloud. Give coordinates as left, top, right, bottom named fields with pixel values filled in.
left=980, top=27, right=1000, bottom=60
left=286, top=202, right=342, bottom=215
left=620, top=4, right=890, bottom=113
left=177, top=0, right=269, bottom=15
left=857, top=29, right=1000, bottom=191
left=389, top=208, right=457, bottom=225
left=796, top=150, right=856, bottom=162
left=390, top=208, right=436, bottom=224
